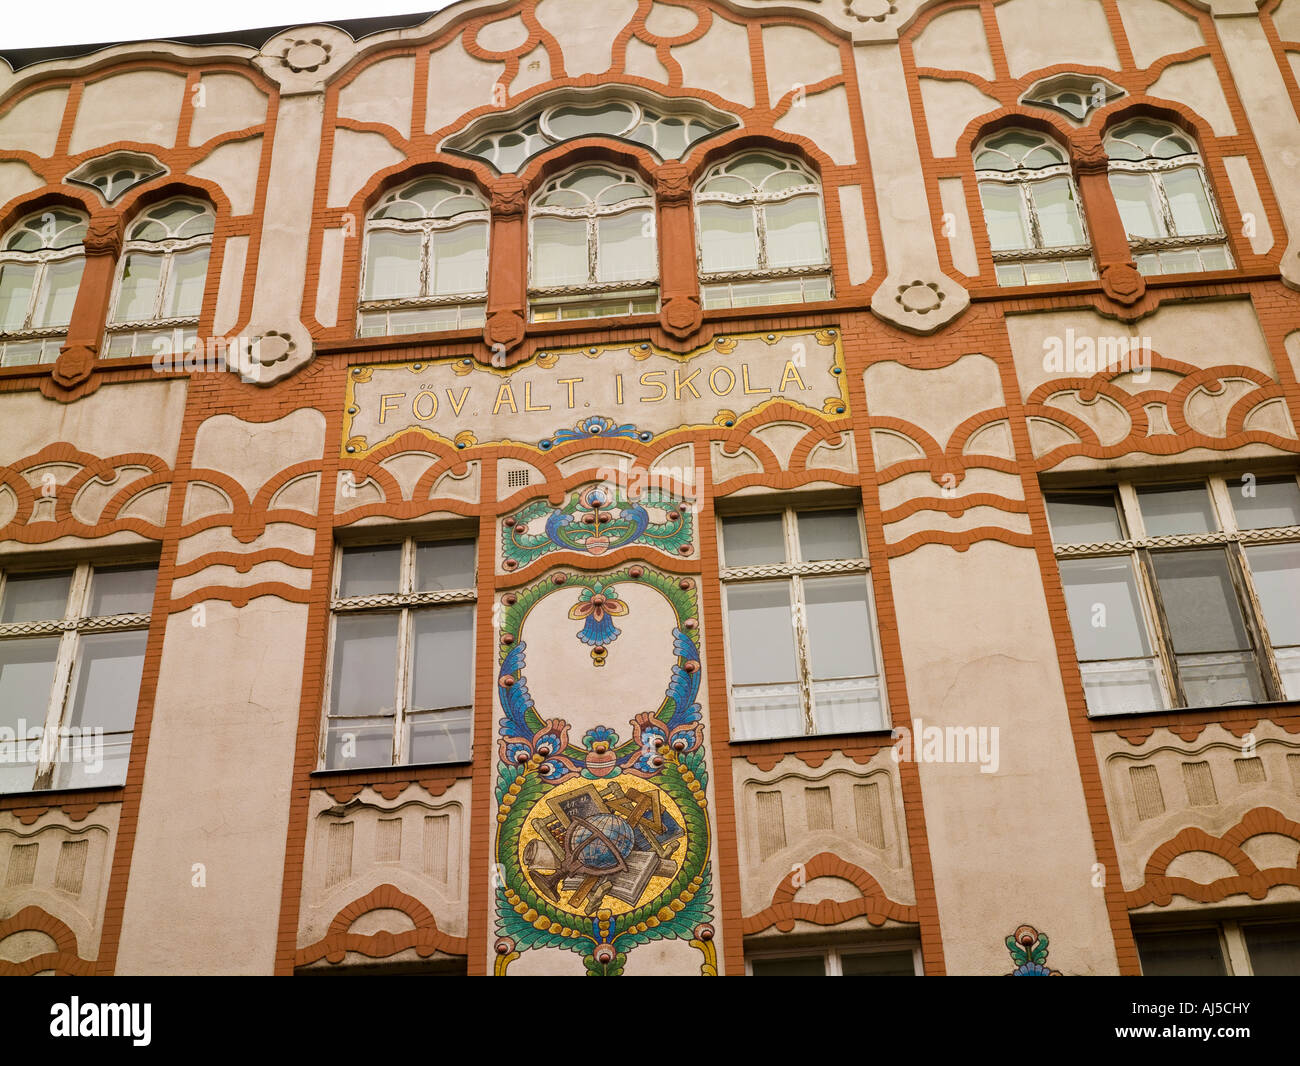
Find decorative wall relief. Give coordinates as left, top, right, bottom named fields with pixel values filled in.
left=1004, top=925, right=1062, bottom=976
left=493, top=567, right=714, bottom=976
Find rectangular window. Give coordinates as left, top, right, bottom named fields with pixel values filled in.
left=0, top=562, right=155, bottom=793
left=1046, top=474, right=1300, bottom=715
left=1135, top=919, right=1300, bottom=976
left=719, top=507, right=887, bottom=741
left=747, top=942, right=921, bottom=976
left=322, top=535, right=477, bottom=770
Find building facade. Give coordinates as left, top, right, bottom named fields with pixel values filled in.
left=1, top=0, right=1299, bottom=976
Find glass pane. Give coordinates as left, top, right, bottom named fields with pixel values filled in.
left=597, top=211, right=656, bottom=284
left=1058, top=557, right=1152, bottom=661
left=804, top=575, right=876, bottom=680
left=797, top=509, right=862, bottom=561
left=0, top=262, right=36, bottom=330
left=1200, top=244, right=1231, bottom=271
left=1022, top=260, right=1067, bottom=285
left=720, top=513, right=786, bottom=567
left=1079, top=657, right=1166, bottom=715
left=64, top=630, right=146, bottom=735
left=56, top=732, right=132, bottom=790
left=841, top=951, right=915, bottom=976
left=2, top=570, right=73, bottom=623
left=415, top=538, right=476, bottom=591
left=409, top=708, right=472, bottom=764
left=751, top=956, right=825, bottom=976
left=1159, top=248, right=1202, bottom=274
left=1046, top=493, right=1124, bottom=543
left=1064, top=258, right=1097, bottom=282
left=994, top=263, right=1026, bottom=287
left=1243, top=922, right=1300, bottom=977
left=33, top=256, right=85, bottom=329
left=326, top=717, right=393, bottom=770
left=1109, top=172, right=1165, bottom=239
left=764, top=196, right=825, bottom=269
left=88, top=565, right=156, bottom=617
left=329, top=613, right=399, bottom=717
left=979, top=183, right=1031, bottom=251
left=363, top=230, right=422, bottom=300
left=430, top=223, right=487, bottom=296
left=164, top=247, right=210, bottom=318
left=532, top=216, right=588, bottom=287
left=0, top=635, right=59, bottom=725
left=1245, top=543, right=1300, bottom=646
left=698, top=203, right=759, bottom=274
left=339, top=544, right=402, bottom=598
left=1137, top=483, right=1217, bottom=535
left=726, top=582, right=798, bottom=684
left=1233, top=477, right=1300, bottom=530
left=409, top=605, right=474, bottom=710
left=1031, top=177, right=1085, bottom=247
left=113, top=252, right=163, bottom=322
left=813, top=677, right=885, bottom=733
left=1162, top=168, right=1216, bottom=237
left=1136, top=928, right=1226, bottom=976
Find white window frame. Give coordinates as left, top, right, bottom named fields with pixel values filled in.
left=320, top=534, right=478, bottom=770
left=744, top=941, right=923, bottom=976
left=693, top=153, right=834, bottom=309
left=357, top=178, right=490, bottom=338
left=0, top=208, right=88, bottom=367
left=0, top=560, right=154, bottom=793
left=527, top=165, right=659, bottom=323
left=719, top=505, right=889, bottom=740
left=974, top=130, right=1097, bottom=287
left=1048, top=473, right=1300, bottom=715
left=105, top=198, right=215, bottom=359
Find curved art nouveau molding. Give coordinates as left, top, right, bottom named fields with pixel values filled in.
left=742, top=851, right=919, bottom=934
left=0, top=906, right=95, bottom=976
left=294, top=883, right=469, bottom=967
left=1127, top=807, right=1300, bottom=908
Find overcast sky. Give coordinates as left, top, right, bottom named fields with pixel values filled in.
left=4, top=1, right=454, bottom=50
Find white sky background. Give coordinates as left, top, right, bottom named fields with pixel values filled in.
left=3, top=1, right=455, bottom=51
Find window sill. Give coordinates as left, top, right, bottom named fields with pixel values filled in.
left=0, top=353, right=173, bottom=380
left=728, top=726, right=896, bottom=747
left=309, top=759, right=474, bottom=780
left=969, top=263, right=1277, bottom=302
left=1087, top=698, right=1300, bottom=729
left=0, top=783, right=125, bottom=804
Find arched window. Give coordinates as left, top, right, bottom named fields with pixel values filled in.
left=358, top=177, right=489, bottom=337
left=694, top=153, right=832, bottom=310
left=105, top=199, right=215, bottom=359
left=975, top=130, right=1095, bottom=286
left=529, top=165, right=658, bottom=323
left=0, top=208, right=87, bottom=367
left=1105, top=119, right=1231, bottom=275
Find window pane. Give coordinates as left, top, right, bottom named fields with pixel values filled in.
left=727, top=581, right=803, bottom=740
left=764, top=196, right=825, bottom=269
left=0, top=635, right=59, bottom=725
left=698, top=203, right=758, bottom=274
left=751, top=955, right=825, bottom=976
left=797, top=509, right=862, bottom=561
left=1109, top=172, right=1165, bottom=239
left=1046, top=493, right=1124, bottom=543
left=720, top=513, right=786, bottom=567
left=1031, top=177, right=1085, bottom=247
left=415, top=538, right=476, bottom=592
left=113, top=252, right=163, bottom=322
left=597, top=210, right=656, bottom=284
left=1232, top=477, right=1300, bottom=530
left=995, top=263, right=1026, bottom=286
left=841, top=951, right=916, bottom=976
left=1059, top=557, right=1152, bottom=661
left=1242, top=922, right=1300, bottom=977
left=34, top=257, right=85, bottom=329
left=60, top=630, right=146, bottom=787
left=532, top=216, right=588, bottom=287
left=978, top=183, right=1030, bottom=251
left=1161, top=168, right=1216, bottom=236
left=164, top=246, right=210, bottom=318
left=1245, top=543, right=1300, bottom=698
left=1, top=570, right=73, bottom=623
left=1136, top=928, right=1226, bottom=976
left=1158, top=248, right=1202, bottom=275
left=363, top=230, right=422, bottom=300
left=409, top=708, right=472, bottom=764
left=804, top=575, right=876, bottom=680
left=1152, top=549, right=1266, bottom=706
left=1137, top=483, right=1217, bottom=536
left=430, top=222, right=487, bottom=296
left=329, top=613, right=399, bottom=717
left=0, top=262, right=36, bottom=331
left=327, top=717, right=393, bottom=770
left=409, top=605, right=474, bottom=710
left=339, top=544, right=402, bottom=598
left=1022, top=260, right=1067, bottom=286
left=88, top=565, right=156, bottom=617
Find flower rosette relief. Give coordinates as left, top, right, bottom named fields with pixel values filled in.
left=493, top=567, right=713, bottom=975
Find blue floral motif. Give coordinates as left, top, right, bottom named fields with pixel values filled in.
left=540, top=415, right=650, bottom=450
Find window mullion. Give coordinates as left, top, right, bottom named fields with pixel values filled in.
left=394, top=606, right=413, bottom=766
left=1221, top=920, right=1251, bottom=977
left=420, top=228, right=433, bottom=298
left=826, top=949, right=843, bottom=977
left=1136, top=547, right=1186, bottom=708
left=587, top=215, right=599, bottom=286
left=1154, top=173, right=1178, bottom=239
left=1022, top=182, right=1044, bottom=251
left=755, top=203, right=769, bottom=271
left=154, top=252, right=172, bottom=322
left=24, top=261, right=46, bottom=331
left=1225, top=542, right=1284, bottom=702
